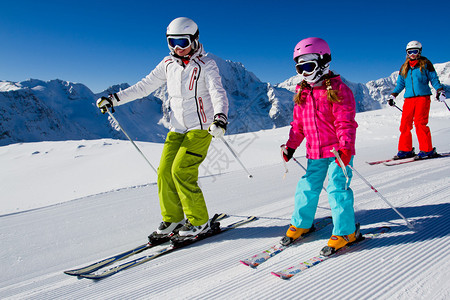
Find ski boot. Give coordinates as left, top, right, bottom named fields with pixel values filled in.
left=393, top=148, right=415, bottom=160
left=171, top=214, right=221, bottom=247
left=280, top=224, right=313, bottom=246
left=148, top=219, right=185, bottom=245
left=415, top=147, right=439, bottom=160
left=320, top=223, right=363, bottom=256
left=178, top=220, right=211, bottom=237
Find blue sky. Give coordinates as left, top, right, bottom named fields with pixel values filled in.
left=1, top=0, right=449, bottom=93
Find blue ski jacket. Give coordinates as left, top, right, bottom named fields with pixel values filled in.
left=392, top=59, right=443, bottom=98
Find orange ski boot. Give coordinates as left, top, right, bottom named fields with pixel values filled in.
left=280, top=225, right=312, bottom=246
left=320, top=223, right=362, bottom=256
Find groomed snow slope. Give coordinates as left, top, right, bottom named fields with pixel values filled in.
left=0, top=102, right=449, bottom=299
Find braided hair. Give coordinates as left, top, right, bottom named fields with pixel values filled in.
left=293, top=72, right=342, bottom=105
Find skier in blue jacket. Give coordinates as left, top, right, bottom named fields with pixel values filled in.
left=388, top=41, right=445, bottom=160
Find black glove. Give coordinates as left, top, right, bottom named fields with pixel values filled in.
left=96, top=95, right=115, bottom=114
left=387, top=94, right=396, bottom=107
left=208, top=113, right=228, bottom=138
left=437, top=88, right=446, bottom=102
left=213, top=113, right=227, bottom=129
left=281, top=144, right=295, bottom=162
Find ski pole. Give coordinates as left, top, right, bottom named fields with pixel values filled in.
left=106, top=107, right=158, bottom=175
left=393, top=104, right=403, bottom=112
left=219, top=136, right=253, bottom=178
left=280, top=147, right=289, bottom=179
left=280, top=145, right=327, bottom=192
left=330, top=148, right=349, bottom=190
left=292, top=157, right=327, bottom=193
left=349, top=166, right=415, bottom=229
left=443, top=100, right=450, bottom=112
left=330, top=148, right=414, bottom=228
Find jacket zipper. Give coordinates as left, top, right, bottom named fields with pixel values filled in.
left=191, top=59, right=204, bottom=129
left=410, top=68, right=416, bottom=97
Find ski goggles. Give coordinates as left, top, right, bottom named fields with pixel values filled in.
left=407, top=49, right=420, bottom=55
left=167, top=36, right=192, bottom=50
left=295, top=60, right=318, bottom=75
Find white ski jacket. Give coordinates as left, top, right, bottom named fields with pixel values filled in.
left=112, top=45, right=229, bottom=133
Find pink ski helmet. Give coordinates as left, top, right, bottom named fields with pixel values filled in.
left=293, top=37, right=331, bottom=62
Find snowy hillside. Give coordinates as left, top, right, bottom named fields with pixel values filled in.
left=1, top=102, right=449, bottom=299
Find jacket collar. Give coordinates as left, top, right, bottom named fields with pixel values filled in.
left=311, top=71, right=339, bottom=88
left=409, top=60, right=419, bottom=68
left=171, top=43, right=205, bottom=67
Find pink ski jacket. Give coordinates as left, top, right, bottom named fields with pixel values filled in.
left=286, top=75, right=358, bottom=159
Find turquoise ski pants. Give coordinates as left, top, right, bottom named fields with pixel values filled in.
left=291, top=157, right=356, bottom=236
left=157, top=130, right=212, bottom=226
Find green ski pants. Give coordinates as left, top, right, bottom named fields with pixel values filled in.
left=157, top=130, right=212, bottom=226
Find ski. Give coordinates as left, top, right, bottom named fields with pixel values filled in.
left=239, top=216, right=332, bottom=268
left=366, top=159, right=392, bottom=165
left=271, top=226, right=391, bottom=280
left=64, top=213, right=229, bottom=276
left=366, top=152, right=450, bottom=166
left=383, top=152, right=450, bottom=166
left=78, top=215, right=258, bottom=279
left=64, top=243, right=153, bottom=276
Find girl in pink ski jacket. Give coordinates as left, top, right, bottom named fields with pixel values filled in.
left=281, top=37, right=359, bottom=255
left=286, top=76, right=357, bottom=159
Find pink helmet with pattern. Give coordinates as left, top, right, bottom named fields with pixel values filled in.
left=293, top=37, right=331, bottom=62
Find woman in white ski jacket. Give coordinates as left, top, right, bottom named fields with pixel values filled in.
left=112, top=42, right=228, bottom=133
left=97, top=17, right=228, bottom=239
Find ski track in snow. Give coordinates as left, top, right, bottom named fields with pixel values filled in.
left=1, top=104, right=450, bottom=299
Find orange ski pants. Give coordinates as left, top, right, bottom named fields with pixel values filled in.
left=398, top=95, right=433, bottom=152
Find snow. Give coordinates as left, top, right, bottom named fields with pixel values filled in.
left=1, top=102, right=450, bottom=299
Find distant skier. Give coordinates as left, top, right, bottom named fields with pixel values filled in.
left=96, top=17, right=229, bottom=239
left=281, top=37, right=360, bottom=254
left=388, top=40, right=446, bottom=160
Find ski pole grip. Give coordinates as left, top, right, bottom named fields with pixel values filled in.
left=331, top=148, right=349, bottom=190
left=280, top=145, right=289, bottom=179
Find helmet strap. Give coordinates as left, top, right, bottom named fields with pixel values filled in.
left=302, top=64, right=329, bottom=84
left=171, top=41, right=201, bottom=61
left=319, top=53, right=331, bottom=66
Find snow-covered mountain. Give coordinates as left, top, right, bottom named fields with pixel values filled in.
left=209, top=54, right=296, bottom=133
left=277, top=74, right=382, bottom=112
left=0, top=79, right=116, bottom=144
left=1, top=58, right=448, bottom=146
left=0, top=54, right=295, bottom=146
left=364, top=62, right=450, bottom=103
left=0, top=80, right=168, bottom=146
left=278, top=62, right=450, bottom=110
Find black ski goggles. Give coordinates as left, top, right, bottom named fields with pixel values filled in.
left=295, top=60, right=318, bottom=75
left=407, top=49, right=420, bottom=55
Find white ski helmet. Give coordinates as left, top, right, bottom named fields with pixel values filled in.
left=166, top=17, right=199, bottom=52
left=406, top=40, right=422, bottom=52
